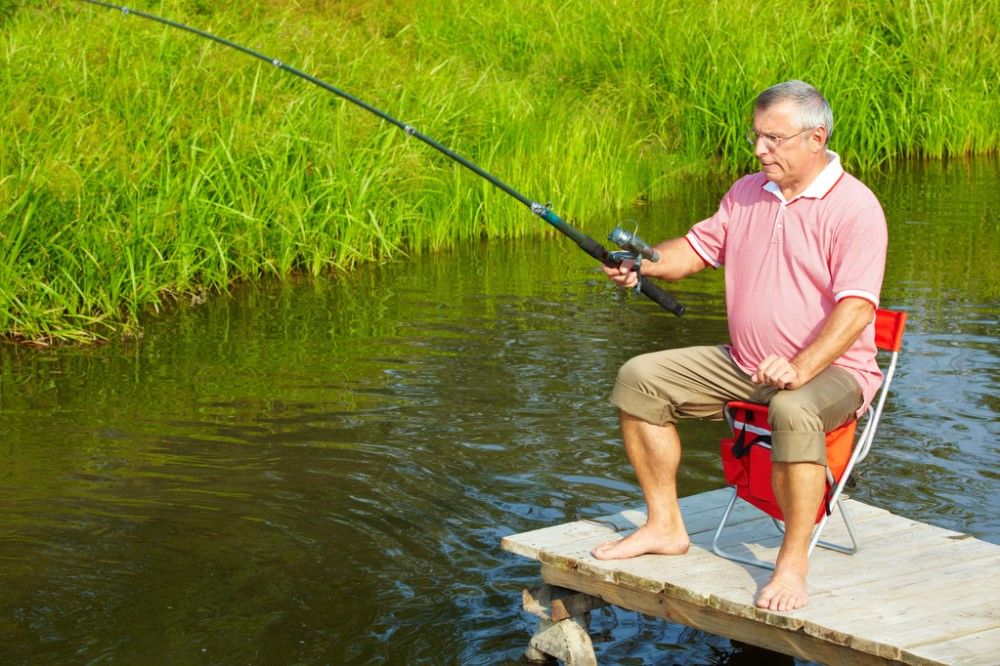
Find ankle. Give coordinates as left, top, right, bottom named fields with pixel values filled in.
left=774, top=553, right=809, bottom=576
left=643, top=515, right=686, bottom=535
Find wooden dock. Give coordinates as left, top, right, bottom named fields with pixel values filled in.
left=502, top=488, right=1000, bottom=665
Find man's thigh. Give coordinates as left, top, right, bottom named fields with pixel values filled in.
left=767, top=366, right=863, bottom=464
left=768, top=366, right=862, bottom=432
left=610, top=345, right=763, bottom=426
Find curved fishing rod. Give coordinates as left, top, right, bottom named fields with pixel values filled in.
left=79, top=0, right=684, bottom=316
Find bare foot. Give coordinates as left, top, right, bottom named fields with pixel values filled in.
left=756, top=564, right=809, bottom=611
left=591, top=524, right=690, bottom=560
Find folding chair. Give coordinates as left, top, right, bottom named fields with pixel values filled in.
left=712, top=308, right=907, bottom=569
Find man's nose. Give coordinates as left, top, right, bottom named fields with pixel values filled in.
left=753, top=137, right=769, bottom=158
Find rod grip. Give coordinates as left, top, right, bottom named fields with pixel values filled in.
left=638, top=277, right=685, bottom=316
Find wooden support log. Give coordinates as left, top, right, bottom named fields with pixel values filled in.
left=523, top=584, right=608, bottom=622
left=524, top=616, right=595, bottom=665
left=521, top=584, right=607, bottom=665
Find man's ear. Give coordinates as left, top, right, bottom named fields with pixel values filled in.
left=811, top=126, right=829, bottom=151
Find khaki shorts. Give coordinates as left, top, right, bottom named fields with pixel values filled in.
left=610, top=345, right=862, bottom=465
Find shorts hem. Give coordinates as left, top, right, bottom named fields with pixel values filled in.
left=609, top=380, right=675, bottom=427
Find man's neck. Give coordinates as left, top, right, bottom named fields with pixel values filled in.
left=778, top=152, right=833, bottom=201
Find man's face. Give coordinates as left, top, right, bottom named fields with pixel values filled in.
left=751, top=100, right=826, bottom=190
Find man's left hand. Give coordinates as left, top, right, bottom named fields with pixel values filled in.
left=751, top=355, right=803, bottom=390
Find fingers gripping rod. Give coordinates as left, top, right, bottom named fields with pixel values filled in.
left=77, top=0, right=684, bottom=316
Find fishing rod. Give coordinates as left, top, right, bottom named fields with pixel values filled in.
left=78, top=0, right=684, bottom=316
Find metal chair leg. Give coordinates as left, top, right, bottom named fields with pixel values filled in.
left=715, top=492, right=861, bottom=569
left=712, top=488, right=779, bottom=570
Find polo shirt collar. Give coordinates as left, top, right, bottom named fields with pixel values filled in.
left=763, top=150, right=843, bottom=203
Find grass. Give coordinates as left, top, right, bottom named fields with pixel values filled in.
left=0, top=0, right=997, bottom=343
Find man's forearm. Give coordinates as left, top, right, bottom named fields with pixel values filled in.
left=640, top=237, right=708, bottom=282
left=791, top=298, right=875, bottom=384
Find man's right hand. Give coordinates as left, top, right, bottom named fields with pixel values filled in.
left=603, top=259, right=639, bottom=289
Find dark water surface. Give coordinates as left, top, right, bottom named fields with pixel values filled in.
left=1, top=159, right=997, bottom=664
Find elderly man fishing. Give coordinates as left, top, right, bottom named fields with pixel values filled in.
left=595, top=80, right=887, bottom=612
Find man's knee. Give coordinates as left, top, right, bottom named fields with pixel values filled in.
left=767, top=390, right=824, bottom=433
left=615, top=354, right=651, bottom=389
left=611, top=354, right=676, bottom=426
left=768, top=391, right=827, bottom=465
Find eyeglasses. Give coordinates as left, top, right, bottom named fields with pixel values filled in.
left=745, top=127, right=814, bottom=149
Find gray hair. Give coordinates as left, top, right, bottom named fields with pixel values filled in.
left=755, top=80, right=834, bottom=142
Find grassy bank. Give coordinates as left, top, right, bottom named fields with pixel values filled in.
left=1, top=0, right=997, bottom=343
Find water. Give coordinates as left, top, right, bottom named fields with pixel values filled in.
left=1, top=158, right=997, bottom=664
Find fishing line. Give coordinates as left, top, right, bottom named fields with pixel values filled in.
left=77, top=0, right=684, bottom=315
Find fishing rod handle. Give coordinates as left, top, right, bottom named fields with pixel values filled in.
left=637, top=277, right=685, bottom=316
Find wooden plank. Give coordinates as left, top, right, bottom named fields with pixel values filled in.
left=501, top=519, right=620, bottom=561
left=501, top=490, right=893, bottom=562
left=503, top=490, right=924, bottom=561
left=702, top=499, right=927, bottom=554
left=677, top=487, right=733, bottom=513
left=805, top=535, right=999, bottom=607
left=541, top=563, right=907, bottom=666
left=705, top=511, right=996, bottom=597
left=804, top=527, right=995, bottom=599
left=615, top=510, right=920, bottom=600
left=796, top=561, right=996, bottom=659
left=500, top=490, right=747, bottom=561
left=517, top=503, right=993, bottom=612
left=540, top=556, right=971, bottom=666
left=798, top=565, right=1000, bottom=663
left=908, top=626, right=1000, bottom=666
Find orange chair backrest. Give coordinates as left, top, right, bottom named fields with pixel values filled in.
left=874, top=308, right=907, bottom=352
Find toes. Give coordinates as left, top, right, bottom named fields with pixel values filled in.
left=756, top=584, right=807, bottom=611
left=756, top=594, right=777, bottom=610
left=775, top=590, right=806, bottom=611
left=760, top=593, right=785, bottom=612
left=590, top=538, right=622, bottom=558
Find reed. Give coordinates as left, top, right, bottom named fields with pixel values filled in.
left=1, top=0, right=997, bottom=342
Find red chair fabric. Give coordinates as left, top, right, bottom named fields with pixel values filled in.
left=720, top=401, right=857, bottom=522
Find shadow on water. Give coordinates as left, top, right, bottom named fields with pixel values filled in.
left=0, top=157, right=997, bottom=663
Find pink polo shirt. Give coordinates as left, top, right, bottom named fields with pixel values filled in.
left=685, top=152, right=887, bottom=413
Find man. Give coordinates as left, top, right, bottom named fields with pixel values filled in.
left=593, top=80, right=887, bottom=612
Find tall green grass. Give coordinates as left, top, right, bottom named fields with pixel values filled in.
left=1, top=0, right=997, bottom=343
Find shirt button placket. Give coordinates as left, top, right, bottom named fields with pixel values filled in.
left=773, top=205, right=785, bottom=243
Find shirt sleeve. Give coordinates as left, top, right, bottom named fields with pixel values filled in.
left=830, top=203, right=888, bottom=306
left=685, top=185, right=737, bottom=268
